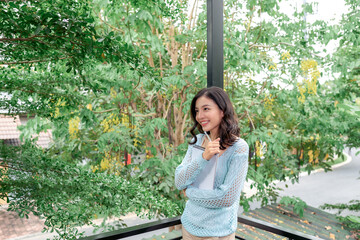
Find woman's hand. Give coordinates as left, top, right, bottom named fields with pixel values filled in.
left=181, top=189, right=187, bottom=198
left=202, top=138, right=220, bottom=160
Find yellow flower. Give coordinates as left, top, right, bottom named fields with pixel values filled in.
left=308, top=150, right=314, bottom=163
left=68, top=117, right=80, bottom=139
left=297, top=59, right=320, bottom=104
left=101, top=113, right=120, bottom=133
left=297, top=83, right=306, bottom=104
left=255, top=141, right=261, bottom=157
left=355, top=98, right=360, bottom=106
left=268, top=62, right=277, bottom=70
left=91, top=165, right=99, bottom=172
left=51, top=98, right=66, bottom=118
left=100, top=158, right=110, bottom=171
left=110, top=87, right=117, bottom=99
left=300, top=59, right=320, bottom=96
left=264, top=94, right=275, bottom=109
left=56, top=99, right=66, bottom=107
left=86, top=104, right=93, bottom=111
left=52, top=107, right=60, bottom=118
left=314, top=149, right=320, bottom=163
left=281, top=51, right=291, bottom=61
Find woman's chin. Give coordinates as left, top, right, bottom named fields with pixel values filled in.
left=202, top=127, right=209, bottom=132
left=202, top=126, right=212, bottom=132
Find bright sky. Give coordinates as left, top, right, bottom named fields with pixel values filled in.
left=188, top=0, right=350, bottom=86
left=188, top=0, right=349, bottom=50
left=303, top=0, right=348, bottom=23
left=277, top=0, right=349, bottom=85
left=189, top=0, right=349, bottom=23
left=281, top=0, right=348, bottom=50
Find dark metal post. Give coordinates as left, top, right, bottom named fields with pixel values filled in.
left=207, top=0, right=223, bottom=89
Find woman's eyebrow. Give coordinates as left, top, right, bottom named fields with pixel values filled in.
left=201, top=104, right=211, bottom=108
left=195, top=104, right=211, bottom=109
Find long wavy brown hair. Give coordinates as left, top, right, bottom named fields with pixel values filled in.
left=189, top=87, right=240, bottom=150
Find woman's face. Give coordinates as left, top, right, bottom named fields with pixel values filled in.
left=195, top=96, right=224, bottom=136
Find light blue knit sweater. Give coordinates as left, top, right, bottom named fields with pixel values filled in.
left=175, top=134, right=249, bottom=237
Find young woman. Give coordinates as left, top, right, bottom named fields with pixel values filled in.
left=175, top=87, right=249, bottom=240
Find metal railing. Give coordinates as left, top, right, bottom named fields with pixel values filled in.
left=80, top=215, right=323, bottom=240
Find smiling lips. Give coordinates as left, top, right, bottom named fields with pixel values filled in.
left=200, top=121, right=209, bottom=127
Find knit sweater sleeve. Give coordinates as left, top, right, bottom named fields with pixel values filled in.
left=185, top=141, right=249, bottom=208
left=175, top=143, right=209, bottom=190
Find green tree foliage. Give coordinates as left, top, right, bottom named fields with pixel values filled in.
left=318, top=4, right=360, bottom=235
left=322, top=200, right=360, bottom=230
left=0, top=0, right=359, bottom=238
left=280, top=196, right=307, bottom=218
left=0, top=142, right=180, bottom=239
left=221, top=0, right=360, bottom=207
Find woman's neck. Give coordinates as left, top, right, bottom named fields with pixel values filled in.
left=209, top=130, right=219, bottom=141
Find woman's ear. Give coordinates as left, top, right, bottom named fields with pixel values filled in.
left=221, top=111, right=224, bottom=118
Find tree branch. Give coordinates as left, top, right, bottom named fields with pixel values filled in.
left=249, top=42, right=323, bottom=58
left=0, top=84, right=73, bottom=98
left=188, top=0, right=197, bottom=30
left=133, top=112, right=156, bottom=118
left=97, top=11, right=124, bottom=34
left=250, top=6, right=262, bottom=46
left=244, top=6, right=256, bottom=42
left=163, top=93, right=176, bottom=119
left=239, top=79, right=267, bottom=120
left=0, top=56, right=70, bottom=65
left=251, top=25, right=262, bottom=46
left=93, top=108, right=118, bottom=114
left=197, top=41, right=205, bottom=59
left=0, top=35, right=68, bottom=42
left=247, top=111, right=255, bottom=130
left=249, top=42, right=295, bottom=50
